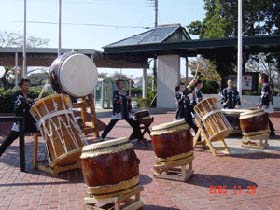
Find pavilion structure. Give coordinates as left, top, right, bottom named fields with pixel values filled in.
left=103, top=24, right=280, bottom=108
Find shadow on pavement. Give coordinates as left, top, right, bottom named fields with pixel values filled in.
left=188, top=174, right=257, bottom=189
left=140, top=174, right=153, bottom=186
left=144, top=205, right=179, bottom=210
left=230, top=151, right=280, bottom=159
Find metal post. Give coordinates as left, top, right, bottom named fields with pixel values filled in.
left=15, top=52, right=19, bottom=88
left=237, top=0, right=243, bottom=100
left=19, top=117, right=25, bottom=172
left=58, top=0, right=62, bottom=56
left=22, top=0, right=27, bottom=78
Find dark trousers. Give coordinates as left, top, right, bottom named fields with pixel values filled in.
left=102, top=118, right=143, bottom=139
left=184, top=113, right=197, bottom=133
left=266, top=114, right=275, bottom=134
left=0, top=131, right=20, bottom=157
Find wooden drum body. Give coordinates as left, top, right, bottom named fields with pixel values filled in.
left=30, top=94, right=85, bottom=168
left=239, top=109, right=269, bottom=136
left=80, top=138, right=140, bottom=199
left=151, top=119, right=193, bottom=161
left=202, top=111, right=233, bottom=141
left=194, top=98, right=233, bottom=141
left=49, top=52, right=98, bottom=98
left=194, top=98, right=217, bottom=117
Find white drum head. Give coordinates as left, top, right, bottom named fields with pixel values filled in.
left=60, top=53, right=98, bottom=97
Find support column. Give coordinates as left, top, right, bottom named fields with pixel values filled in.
left=15, top=52, right=19, bottom=88
left=157, top=55, right=180, bottom=108
left=185, top=57, right=189, bottom=83
left=142, top=68, right=148, bottom=99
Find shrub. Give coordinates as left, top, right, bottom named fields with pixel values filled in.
left=202, top=80, right=220, bottom=94
left=0, top=88, right=52, bottom=113
left=130, top=87, right=142, bottom=97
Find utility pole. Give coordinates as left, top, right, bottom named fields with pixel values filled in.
left=152, top=0, right=158, bottom=91
left=155, top=0, right=158, bottom=27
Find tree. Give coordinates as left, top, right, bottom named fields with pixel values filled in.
left=246, top=52, right=280, bottom=91
left=111, top=71, right=129, bottom=80
left=98, top=72, right=108, bottom=78
left=188, top=0, right=280, bottom=38
left=187, top=0, right=280, bottom=90
left=188, top=56, right=221, bottom=81
left=0, top=31, right=49, bottom=90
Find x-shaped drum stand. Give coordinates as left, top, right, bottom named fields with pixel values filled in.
left=193, top=118, right=231, bottom=156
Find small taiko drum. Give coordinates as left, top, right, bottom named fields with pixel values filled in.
left=49, top=52, right=98, bottom=98
left=80, top=138, right=140, bottom=199
left=30, top=94, right=85, bottom=168
left=150, top=119, right=193, bottom=161
left=239, top=109, right=269, bottom=136
left=194, top=98, right=217, bottom=118
left=133, top=109, right=150, bottom=120
left=221, top=109, right=248, bottom=134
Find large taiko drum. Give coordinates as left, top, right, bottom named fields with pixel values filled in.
left=49, top=52, right=98, bottom=98
left=239, top=109, right=269, bottom=136
left=30, top=94, right=85, bottom=167
left=150, top=119, right=193, bottom=161
left=80, top=138, right=140, bottom=199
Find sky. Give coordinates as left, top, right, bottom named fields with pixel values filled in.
left=0, top=0, right=205, bottom=77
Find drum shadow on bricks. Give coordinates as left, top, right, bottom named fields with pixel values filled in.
left=143, top=205, right=180, bottom=210
left=139, top=174, right=153, bottom=186
left=187, top=174, right=257, bottom=189
left=230, top=151, right=280, bottom=159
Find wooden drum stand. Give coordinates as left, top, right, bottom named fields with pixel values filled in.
left=73, top=93, right=99, bottom=137
left=84, top=186, right=144, bottom=210
left=193, top=118, right=231, bottom=156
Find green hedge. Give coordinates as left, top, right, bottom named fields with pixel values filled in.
left=0, top=88, right=53, bottom=113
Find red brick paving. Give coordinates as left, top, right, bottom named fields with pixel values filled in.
left=0, top=113, right=280, bottom=210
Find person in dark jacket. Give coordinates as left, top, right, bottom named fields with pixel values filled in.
left=258, top=74, right=275, bottom=136
left=221, top=78, right=241, bottom=109
left=101, top=79, right=143, bottom=140
left=0, top=78, right=38, bottom=157
left=175, top=80, right=199, bottom=138
left=192, top=80, right=204, bottom=107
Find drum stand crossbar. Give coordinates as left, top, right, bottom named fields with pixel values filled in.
left=84, top=186, right=144, bottom=210
left=241, top=131, right=269, bottom=149
left=193, top=118, right=231, bottom=156
left=72, top=94, right=99, bottom=137
left=153, top=154, right=194, bottom=182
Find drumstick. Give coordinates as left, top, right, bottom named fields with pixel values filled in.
left=38, top=79, right=49, bottom=99
left=194, top=63, right=199, bottom=79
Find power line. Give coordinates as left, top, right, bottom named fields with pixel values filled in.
left=12, top=20, right=151, bottom=29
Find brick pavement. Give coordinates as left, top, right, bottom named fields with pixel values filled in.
left=0, top=113, right=280, bottom=210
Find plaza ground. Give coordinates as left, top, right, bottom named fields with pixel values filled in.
left=0, top=111, right=280, bottom=210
